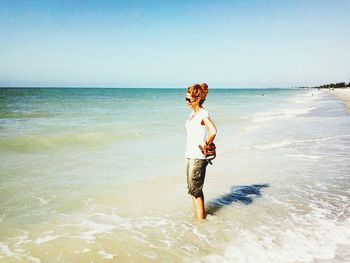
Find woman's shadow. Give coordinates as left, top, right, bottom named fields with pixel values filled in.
left=206, top=184, right=269, bottom=215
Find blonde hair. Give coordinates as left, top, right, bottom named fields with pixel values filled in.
left=187, top=83, right=209, bottom=106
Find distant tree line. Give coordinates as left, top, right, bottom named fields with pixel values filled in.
left=297, top=82, right=350, bottom=89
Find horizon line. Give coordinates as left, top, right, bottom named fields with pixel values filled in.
left=0, top=86, right=301, bottom=89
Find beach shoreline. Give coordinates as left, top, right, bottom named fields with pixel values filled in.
left=331, top=88, right=350, bottom=112
left=1, top=88, right=350, bottom=262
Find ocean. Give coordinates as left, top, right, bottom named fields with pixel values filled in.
left=0, top=87, right=349, bottom=262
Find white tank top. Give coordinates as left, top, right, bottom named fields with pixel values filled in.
left=185, top=108, right=209, bottom=159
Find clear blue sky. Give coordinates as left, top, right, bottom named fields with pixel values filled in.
left=1, top=0, right=349, bottom=88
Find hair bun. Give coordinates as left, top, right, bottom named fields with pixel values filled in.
left=200, top=83, right=208, bottom=99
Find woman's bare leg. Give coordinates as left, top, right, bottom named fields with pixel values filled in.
left=192, top=196, right=196, bottom=215
left=192, top=195, right=206, bottom=220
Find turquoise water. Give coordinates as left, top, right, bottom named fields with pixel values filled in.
left=0, top=88, right=349, bottom=262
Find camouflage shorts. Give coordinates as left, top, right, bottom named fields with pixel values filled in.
left=186, top=158, right=208, bottom=198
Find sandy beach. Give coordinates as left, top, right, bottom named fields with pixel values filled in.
left=332, top=88, right=350, bottom=112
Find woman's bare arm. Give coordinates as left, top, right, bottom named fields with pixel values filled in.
left=203, top=117, right=217, bottom=145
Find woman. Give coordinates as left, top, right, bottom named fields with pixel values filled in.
left=185, top=83, right=217, bottom=220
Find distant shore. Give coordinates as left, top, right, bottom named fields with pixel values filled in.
left=331, top=88, right=350, bottom=112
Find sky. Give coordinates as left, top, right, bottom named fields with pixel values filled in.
left=0, top=0, right=349, bottom=88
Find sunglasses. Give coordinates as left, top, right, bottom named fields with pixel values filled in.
left=185, top=97, right=196, bottom=103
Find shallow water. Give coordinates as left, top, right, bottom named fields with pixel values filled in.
left=0, top=88, right=349, bottom=262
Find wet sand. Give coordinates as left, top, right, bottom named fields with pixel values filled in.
left=332, top=88, right=350, bottom=112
